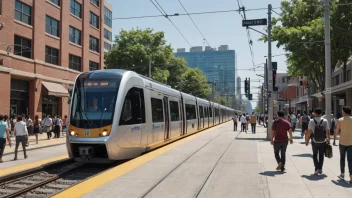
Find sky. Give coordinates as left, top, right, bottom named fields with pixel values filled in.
left=106, top=0, right=288, bottom=107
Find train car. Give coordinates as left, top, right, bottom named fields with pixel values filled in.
left=67, top=70, right=238, bottom=162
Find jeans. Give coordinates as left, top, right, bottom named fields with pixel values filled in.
left=0, top=138, right=6, bottom=158
left=274, top=141, right=288, bottom=166
left=234, top=122, right=238, bottom=131
left=15, top=135, right=27, bottom=158
left=241, top=123, right=246, bottom=132
left=312, top=142, right=326, bottom=171
left=339, top=144, right=352, bottom=175
left=251, top=124, right=256, bottom=134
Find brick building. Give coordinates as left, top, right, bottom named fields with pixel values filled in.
left=0, top=0, right=112, bottom=119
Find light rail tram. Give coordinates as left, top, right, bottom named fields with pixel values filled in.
left=67, top=69, right=239, bottom=162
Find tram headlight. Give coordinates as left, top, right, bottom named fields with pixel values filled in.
left=69, top=130, right=76, bottom=136
left=99, top=130, right=110, bottom=137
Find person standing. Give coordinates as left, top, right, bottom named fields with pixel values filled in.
left=4, top=115, right=11, bottom=137
left=305, top=108, right=330, bottom=175
left=240, top=114, right=247, bottom=133
left=33, top=115, right=41, bottom=144
left=250, top=112, right=257, bottom=134
left=0, top=114, right=11, bottom=163
left=27, top=115, right=33, bottom=136
left=54, top=115, right=62, bottom=138
left=334, top=106, right=352, bottom=182
left=233, top=113, right=238, bottom=131
left=291, top=113, right=297, bottom=132
left=271, top=110, right=293, bottom=172
left=42, top=114, right=53, bottom=140
left=301, top=111, right=310, bottom=137
left=14, top=115, right=28, bottom=160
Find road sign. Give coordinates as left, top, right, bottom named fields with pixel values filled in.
left=242, top=19, right=268, bottom=27
left=326, top=88, right=332, bottom=94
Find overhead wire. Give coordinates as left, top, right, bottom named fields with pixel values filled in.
left=177, top=0, right=212, bottom=47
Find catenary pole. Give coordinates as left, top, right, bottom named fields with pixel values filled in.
left=267, top=4, right=273, bottom=140
left=324, top=0, right=332, bottom=128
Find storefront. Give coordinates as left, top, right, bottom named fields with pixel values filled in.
left=10, top=79, right=29, bottom=117
left=41, top=81, right=69, bottom=118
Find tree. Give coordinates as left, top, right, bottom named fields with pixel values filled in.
left=105, top=28, right=211, bottom=98
left=262, top=0, right=352, bottom=91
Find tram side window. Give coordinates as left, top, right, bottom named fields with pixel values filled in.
left=151, top=98, right=164, bottom=122
left=119, top=88, right=145, bottom=125
left=215, top=108, right=219, bottom=117
left=204, top=107, right=208, bottom=118
left=169, top=101, right=179, bottom=121
left=199, top=106, right=204, bottom=118
left=185, top=104, right=196, bottom=120
left=209, top=107, right=212, bottom=117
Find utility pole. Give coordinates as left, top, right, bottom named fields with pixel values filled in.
left=324, top=0, right=332, bottom=127
left=267, top=4, right=273, bottom=139
left=149, top=59, right=152, bottom=78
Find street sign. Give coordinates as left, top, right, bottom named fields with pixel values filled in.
left=242, top=19, right=267, bottom=27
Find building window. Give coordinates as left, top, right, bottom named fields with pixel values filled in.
left=347, top=70, right=351, bottom=82
left=69, top=54, right=81, bottom=71
left=69, top=26, right=81, bottom=45
left=70, top=0, right=81, bottom=18
left=46, top=16, right=59, bottom=37
left=91, top=0, right=99, bottom=7
left=89, top=61, right=99, bottom=71
left=89, top=36, right=99, bottom=52
left=282, top=77, right=286, bottom=83
left=104, top=6, right=112, bottom=28
left=104, top=29, right=112, bottom=41
left=169, top=101, right=179, bottom=121
left=185, top=104, right=196, bottom=120
left=104, top=42, right=112, bottom=51
left=90, top=12, right=99, bottom=29
left=151, top=98, right=163, bottom=123
left=14, top=35, right=31, bottom=58
left=50, top=0, right=60, bottom=6
left=45, top=46, right=59, bottom=65
left=15, top=0, right=31, bottom=25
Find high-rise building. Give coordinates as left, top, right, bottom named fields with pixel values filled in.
left=175, top=45, right=236, bottom=94
left=0, top=0, right=112, bottom=118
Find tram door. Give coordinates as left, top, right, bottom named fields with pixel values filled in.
left=163, top=96, right=170, bottom=140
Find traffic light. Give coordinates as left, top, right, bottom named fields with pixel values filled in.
left=244, top=78, right=250, bottom=98
left=249, top=94, right=252, bottom=100
left=273, top=70, right=277, bottom=90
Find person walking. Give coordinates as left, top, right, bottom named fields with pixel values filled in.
left=26, top=116, right=33, bottom=136
left=301, top=111, right=310, bottom=137
left=4, top=115, right=11, bottom=137
left=33, top=115, right=41, bottom=144
left=271, top=110, right=293, bottom=172
left=42, top=114, right=53, bottom=140
left=334, top=106, right=352, bottom=182
left=305, top=107, right=330, bottom=175
left=54, top=115, right=62, bottom=138
left=240, top=114, right=247, bottom=133
left=250, top=112, right=257, bottom=134
left=0, top=114, right=11, bottom=163
left=14, top=115, right=28, bottom=160
left=245, top=113, right=250, bottom=131
left=233, top=113, right=238, bottom=131
left=291, top=113, right=297, bottom=132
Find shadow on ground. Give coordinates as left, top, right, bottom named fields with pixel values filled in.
left=259, top=171, right=285, bottom=177
left=292, top=153, right=312, bottom=158
left=301, top=174, right=327, bottom=181
left=332, top=179, right=352, bottom=188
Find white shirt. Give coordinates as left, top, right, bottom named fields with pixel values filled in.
left=15, top=121, right=28, bottom=136
left=42, top=118, right=53, bottom=126
left=240, top=116, right=247, bottom=123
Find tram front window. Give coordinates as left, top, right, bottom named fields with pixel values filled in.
left=70, top=77, right=121, bottom=128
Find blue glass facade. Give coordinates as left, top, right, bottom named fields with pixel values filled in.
left=175, top=50, right=236, bottom=94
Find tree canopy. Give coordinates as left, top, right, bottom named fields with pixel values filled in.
left=263, top=0, right=352, bottom=91
left=105, top=28, right=211, bottom=98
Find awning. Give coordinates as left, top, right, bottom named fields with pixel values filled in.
left=42, top=81, right=69, bottom=97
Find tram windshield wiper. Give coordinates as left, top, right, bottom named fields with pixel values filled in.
left=79, top=104, right=95, bottom=128
left=99, top=96, right=116, bottom=128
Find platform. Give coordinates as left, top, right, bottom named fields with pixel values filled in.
left=50, top=122, right=351, bottom=198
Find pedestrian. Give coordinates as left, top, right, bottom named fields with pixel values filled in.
left=301, top=111, right=310, bottom=137
left=305, top=107, right=330, bottom=175
left=33, top=115, right=41, bottom=144
left=250, top=112, right=257, bottom=134
left=291, top=113, right=297, bottom=132
left=14, top=115, right=28, bottom=160
left=12, top=115, right=17, bottom=137
left=0, top=114, right=11, bottom=163
left=334, top=106, right=352, bottom=182
left=265, top=114, right=268, bottom=128
left=4, top=115, right=11, bottom=137
left=240, top=113, right=247, bottom=133
left=27, top=115, right=33, bottom=136
left=245, top=113, right=250, bottom=130
left=54, top=115, right=62, bottom=138
left=62, top=115, right=67, bottom=137
left=42, top=114, right=53, bottom=140
left=271, top=110, right=293, bottom=172
left=233, top=113, right=238, bottom=131
left=330, top=113, right=336, bottom=145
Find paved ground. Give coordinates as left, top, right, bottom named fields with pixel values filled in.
left=81, top=123, right=352, bottom=198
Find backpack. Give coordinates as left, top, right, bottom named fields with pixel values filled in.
left=312, top=119, right=326, bottom=142
left=302, top=115, right=309, bottom=123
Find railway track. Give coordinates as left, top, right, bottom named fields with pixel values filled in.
left=0, top=160, right=118, bottom=198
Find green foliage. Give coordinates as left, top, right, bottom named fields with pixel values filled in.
left=105, top=28, right=211, bottom=98
left=261, top=0, right=352, bottom=91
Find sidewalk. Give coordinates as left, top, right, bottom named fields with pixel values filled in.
left=256, top=125, right=351, bottom=198
left=3, top=132, right=66, bottom=156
